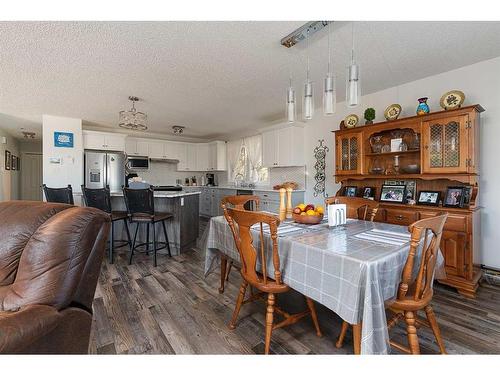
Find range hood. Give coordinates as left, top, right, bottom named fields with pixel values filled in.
left=148, top=157, right=179, bottom=163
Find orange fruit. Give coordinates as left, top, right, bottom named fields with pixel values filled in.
left=306, top=209, right=316, bottom=216
left=297, top=203, right=306, bottom=212
left=316, top=205, right=324, bottom=214
left=300, top=212, right=307, bottom=216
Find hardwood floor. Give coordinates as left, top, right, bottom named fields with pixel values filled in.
left=89, top=219, right=500, bottom=354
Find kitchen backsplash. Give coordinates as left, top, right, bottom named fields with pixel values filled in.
left=135, top=161, right=227, bottom=186
left=136, top=162, right=306, bottom=189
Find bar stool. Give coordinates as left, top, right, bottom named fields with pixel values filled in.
left=123, top=187, right=173, bottom=267
left=81, top=185, right=132, bottom=264
left=42, top=184, right=74, bottom=204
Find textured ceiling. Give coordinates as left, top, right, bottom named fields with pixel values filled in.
left=2, top=21, right=500, bottom=140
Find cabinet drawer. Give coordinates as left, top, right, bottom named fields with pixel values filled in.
left=385, top=209, right=419, bottom=226
left=419, top=212, right=467, bottom=232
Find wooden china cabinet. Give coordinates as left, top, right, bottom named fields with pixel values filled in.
left=333, top=105, right=484, bottom=298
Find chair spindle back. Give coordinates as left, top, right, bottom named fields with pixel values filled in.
left=225, top=208, right=282, bottom=288
left=398, top=213, right=448, bottom=302
left=325, top=196, right=379, bottom=222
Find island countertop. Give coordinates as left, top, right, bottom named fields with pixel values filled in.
left=74, top=191, right=201, bottom=198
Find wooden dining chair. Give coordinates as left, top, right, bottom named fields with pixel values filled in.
left=336, top=213, right=449, bottom=354
left=325, top=196, right=379, bottom=222
left=218, top=195, right=260, bottom=294
left=225, top=208, right=322, bottom=354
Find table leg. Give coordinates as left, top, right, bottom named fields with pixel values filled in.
left=219, top=255, right=228, bottom=294
left=352, top=323, right=362, bottom=355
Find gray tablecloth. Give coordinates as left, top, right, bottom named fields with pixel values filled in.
left=201, top=216, right=443, bottom=354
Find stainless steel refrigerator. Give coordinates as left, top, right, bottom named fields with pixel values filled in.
left=84, top=151, right=126, bottom=193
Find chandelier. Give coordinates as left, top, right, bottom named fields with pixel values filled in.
left=119, top=96, right=147, bottom=131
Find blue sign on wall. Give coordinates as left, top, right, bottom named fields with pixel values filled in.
left=54, top=132, right=74, bottom=148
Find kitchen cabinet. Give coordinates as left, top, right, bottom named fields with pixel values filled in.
left=335, top=131, right=363, bottom=175
left=422, top=113, right=472, bottom=174
left=262, top=125, right=305, bottom=168
left=125, top=138, right=149, bottom=156
left=196, top=143, right=210, bottom=171
left=208, top=141, right=227, bottom=171
left=83, top=131, right=126, bottom=152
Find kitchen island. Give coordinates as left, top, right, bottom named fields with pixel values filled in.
left=107, top=191, right=200, bottom=256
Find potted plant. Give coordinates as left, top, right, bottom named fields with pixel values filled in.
left=364, top=107, right=376, bottom=125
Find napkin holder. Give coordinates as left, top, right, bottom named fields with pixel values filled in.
left=328, top=204, right=347, bottom=227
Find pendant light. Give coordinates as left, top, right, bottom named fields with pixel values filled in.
left=286, top=76, right=296, bottom=123
left=346, top=22, right=361, bottom=108
left=323, top=21, right=336, bottom=116
left=303, top=29, right=314, bottom=121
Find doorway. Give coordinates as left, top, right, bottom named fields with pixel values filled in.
left=21, top=152, right=43, bottom=201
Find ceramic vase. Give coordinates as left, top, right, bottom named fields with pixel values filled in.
left=416, top=97, right=430, bottom=115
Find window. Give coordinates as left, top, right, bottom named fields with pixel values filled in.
left=227, top=135, right=268, bottom=185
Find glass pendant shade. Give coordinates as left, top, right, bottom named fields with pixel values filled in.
left=303, top=80, right=314, bottom=120
left=286, top=86, right=296, bottom=123
left=346, top=62, right=361, bottom=108
left=323, top=74, right=336, bottom=115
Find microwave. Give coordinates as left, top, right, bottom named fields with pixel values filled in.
left=127, top=156, right=149, bottom=170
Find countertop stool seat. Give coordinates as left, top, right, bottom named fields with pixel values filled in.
left=81, top=185, right=132, bottom=264
left=123, top=187, right=173, bottom=267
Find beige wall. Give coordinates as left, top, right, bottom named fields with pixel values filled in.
left=0, top=127, right=20, bottom=201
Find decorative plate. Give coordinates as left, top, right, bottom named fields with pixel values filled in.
left=440, top=90, right=465, bottom=110
left=384, top=104, right=402, bottom=121
left=344, top=114, right=359, bottom=128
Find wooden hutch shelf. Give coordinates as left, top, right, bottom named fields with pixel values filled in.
left=333, top=104, right=484, bottom=298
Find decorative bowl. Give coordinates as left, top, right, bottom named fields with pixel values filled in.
left=402, top=164, right=421, bottom=174
left=440, top=90, right=465, bottom=110
left=292, top=213, right=324, bottom=225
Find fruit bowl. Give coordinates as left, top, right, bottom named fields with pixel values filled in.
left=292, top=213, right=324, bottom=225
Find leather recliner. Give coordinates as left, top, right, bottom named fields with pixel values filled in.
left=0, top=201, right=110, bottom=354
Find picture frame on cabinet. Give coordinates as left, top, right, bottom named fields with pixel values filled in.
left=4, top=150, right=10, bottom=170
left=384, top=179, right=416, bottom=203
left=362, top=187, right=375, bottom=199
left=462, top=185, right=473, bottom=206
left=444, top=186, right=465, bottom=208
left=379, top=184, right=406, bottom=204
left=344, top=186, right=357, bottom=197
left=417, top=190, right=441, bottom=206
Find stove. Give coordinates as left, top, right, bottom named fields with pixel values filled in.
left=152, top=185, right=183, bottom=192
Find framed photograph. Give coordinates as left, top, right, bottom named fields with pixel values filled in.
left=344, top=186, right=358, bottom=197
left=462, top=185, right=473, bottom=206
left=417, top=191, right=441, bottom=206
left=362, top=187, right=375, bottom=199
left=4, top=150, right=11, bottom=170
left=11, top=154, right=17, bottom=171
left=390, top=138, right=403, bottom=152
left=444, top=186, right=465, bottom=208
left=384, top=179, right=416, bottom=203
left=380, top=184, right=406, bottom=204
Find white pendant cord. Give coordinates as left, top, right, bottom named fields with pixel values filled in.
left=328, top=21, right=332, bottom=75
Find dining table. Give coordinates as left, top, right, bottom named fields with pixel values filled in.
left=201, top=214, right=445, bottom=355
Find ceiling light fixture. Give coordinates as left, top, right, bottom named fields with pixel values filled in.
left=346, top=22, right=361, bottom=108
left=281, top=21, right=329, bottom=48
left=303, top=29, right=314, bottom=121
left=119, top=96, right=148, bottom=131
left=323, top=21, right=336, bottom=116
left=172, top=125, right=185, bottom=135
left=22, top=131, right=36, bottom=139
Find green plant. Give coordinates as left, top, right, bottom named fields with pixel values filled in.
left=364, top=107, right=376, bottom=122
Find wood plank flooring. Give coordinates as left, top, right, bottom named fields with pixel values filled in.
left=89, top=219, right=500, bottom=354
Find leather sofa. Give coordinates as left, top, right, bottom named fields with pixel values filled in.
left=0, top=201, right=110, bottom=354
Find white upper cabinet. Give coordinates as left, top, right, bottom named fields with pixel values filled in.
left=262, top=125, right=304, bottom=167
left=148, top=141, right=166, bottom=159
left=196, top=143, right=210, bottom=171
left=125, top=138, right=149, bottom=156
left=186, top=144, right=197, bottom=171
left=83, top=131, right=126, bottom=152
left=208, top=141, right=227, bottom=171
